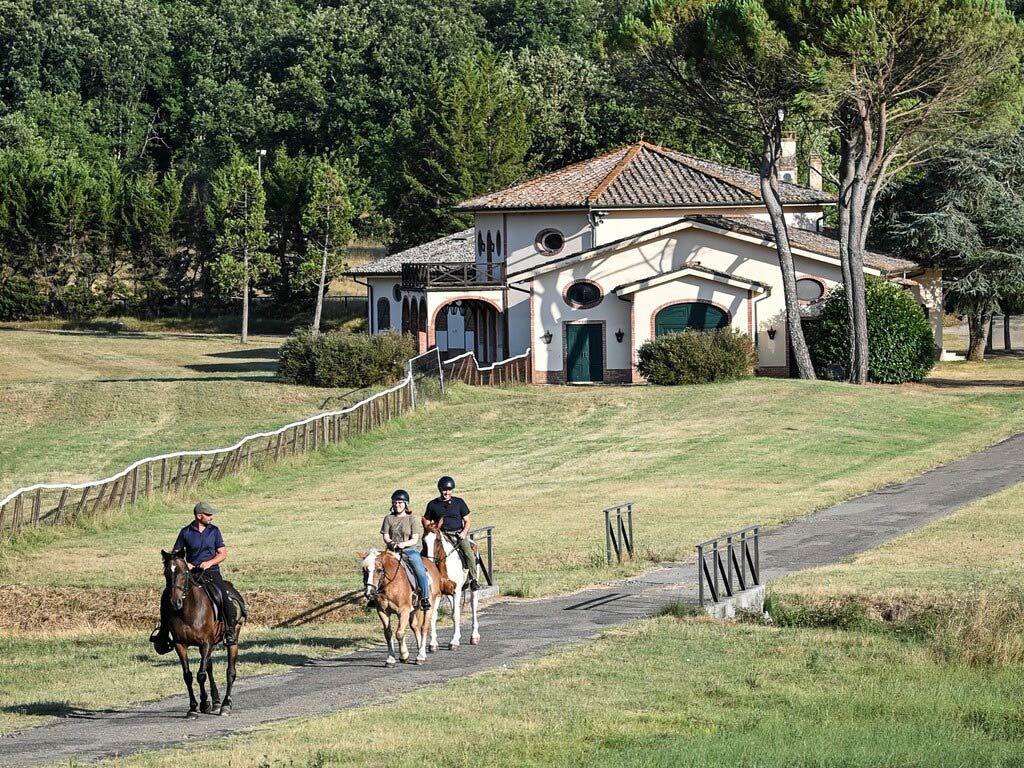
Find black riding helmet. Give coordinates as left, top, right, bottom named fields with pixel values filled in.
left=391, top=489, right=410, bottom=506
left=437, top=476, right=455, bottom=491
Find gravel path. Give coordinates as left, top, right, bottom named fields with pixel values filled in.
left=3, top=432, right=1023, bottom=767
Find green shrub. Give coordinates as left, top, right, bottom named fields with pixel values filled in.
left=278, top=328, right=414, bottom=388
left=0, top=275, right=45, bottom=320
left=637, top=328, right=757, bottom=385
left=807, top=277, right=935, bottom=384
left=56, top=283, right=108, bottom=322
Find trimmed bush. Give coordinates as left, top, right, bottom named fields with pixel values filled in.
left=637, top=328, right=757, bottom=385
left=278, top=328, right=414, bottom=388
left=807, top=277, right=935, bottom=384
left=56, top=284, right=108, bottom=322
left=0, top=276, right=45, bottom=320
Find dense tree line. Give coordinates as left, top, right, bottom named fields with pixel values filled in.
left=0, top=0, right=664, bottom=318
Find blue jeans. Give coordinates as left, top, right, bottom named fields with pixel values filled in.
left=402, top=549, right=431, bottom=598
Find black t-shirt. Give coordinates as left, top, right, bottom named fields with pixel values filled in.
left=424, top=496, right=471, bottom=532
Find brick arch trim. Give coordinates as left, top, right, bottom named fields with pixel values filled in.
left=649, top=298, right=735, bottom=338
left=795, top=273, right=829, bottom=303
left=429, top=295, right=504, bottom=349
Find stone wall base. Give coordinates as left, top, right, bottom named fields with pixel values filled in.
left=756, top=366, right=790, bottom=378
left=702, top=584, right=765, bottom=620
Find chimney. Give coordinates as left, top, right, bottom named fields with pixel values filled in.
left=808, top=152, right=823, bottom=191
left=778, top=132, right=797, bottom=184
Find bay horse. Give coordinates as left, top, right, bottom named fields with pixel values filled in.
left=422, top=520, right=481, bottom=651
left=161, top=550, right=241, bottom=718
left=361, top=549, right=441, bottom=666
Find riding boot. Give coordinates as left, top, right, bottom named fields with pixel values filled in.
left=151, top=589, right=174, bottom=654
left=221, top=595, right=239, bottom=645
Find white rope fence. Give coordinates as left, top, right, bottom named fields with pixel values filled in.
left=0, top=348, right=445, bottom=537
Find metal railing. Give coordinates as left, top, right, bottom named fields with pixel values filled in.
left=401, top=261, right=506, bottom=289
left=695, top=524, right=760, bottom=607
left=468, top=525, right=495, bottom=587
left=604, top=502, right=635, bottom=565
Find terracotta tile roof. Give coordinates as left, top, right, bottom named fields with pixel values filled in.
left=690, top=216, right=920, bottom=273
left=454, top=141, right=834, bottom=211
left=344, top=228, right=475, bottom=276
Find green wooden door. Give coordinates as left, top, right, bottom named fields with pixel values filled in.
left=566, top=324, right=603, bottom=383
left=654, top=302, right=729, bottom=336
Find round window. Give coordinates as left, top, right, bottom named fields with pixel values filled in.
left=565, top=281, right=602, bottom=308
left=392, top=284, right=402, bottom=302
left=536, top=229, right=565, bottom=255
left=796, top=278, right=824, bottom=302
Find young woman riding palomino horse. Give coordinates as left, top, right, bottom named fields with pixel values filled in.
left=153, top=500, right=247, bottom=718
left=362, top=489, right=443, bottom=666
left=422, top=475, right=482, bottom=650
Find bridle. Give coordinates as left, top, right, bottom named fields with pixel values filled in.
left=365, top=551, right=399, bottom=602
left=167, top=557, right=197, bottom=609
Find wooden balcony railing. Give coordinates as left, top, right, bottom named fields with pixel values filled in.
left=402, top=261, right=506, bottom=289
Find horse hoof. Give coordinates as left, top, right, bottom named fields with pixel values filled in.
left=400, top=657, right=411, bottom=664
left=428, top=644, right=438, bottom=653
left=470, top=637, right=480, bottom=645
left=186, top=710, right=200, bottom=720
left=415, top=658, right=425, bottom=665
left=200, top=702, right=212, bottom=714
left=386, top=659, right=396, bottom=668
left=218, top=704, right=231, bottom=717
left=449, top=643, right=459, bottom=651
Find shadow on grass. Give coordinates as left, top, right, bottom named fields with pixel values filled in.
left=95, top=374, right=279, bottom=383
left=921, top=378, right=1024, bottom=389
left=205, top=347, right=280, bottom=360
left=273, top=591, right=364, bottom=629
left=187, top=361, right=278, bottom=374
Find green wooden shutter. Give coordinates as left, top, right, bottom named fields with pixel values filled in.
left=655, top=303, right=729, bottom=336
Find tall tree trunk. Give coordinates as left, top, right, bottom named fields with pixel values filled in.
left=967, top=306, right=992, bottom=361
left=1005, top=313, right=1012, bottom=351
left=241, top=244, right=250, bottom=345
left=838, top=137, right=856, bottom=381
left=312, top=241, right=328, bottom=333
left=759, top=133, right=815, bottom=379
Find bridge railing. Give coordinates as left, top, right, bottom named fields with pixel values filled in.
left=468, top=525, right=495, bottom=588
left=695, top=524, right=760, bottom=607
left=603, top=502, right=635, bottom=565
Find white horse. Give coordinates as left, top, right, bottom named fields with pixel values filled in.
left=422, top=529, right=480, bottom=650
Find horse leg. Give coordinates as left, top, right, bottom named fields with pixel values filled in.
left=397, top=608, right=411, bottom=663
left=450, top=586, right=463, bottom=650
left=175, top=644, right=199, bottom=718
left=470, top=564, right=481, bottom=645
left=429, top=596, right=440, bottom=653
left=206, top=653, right=221, bottom=712
left=412, top=608, right=427, bottom=664
left=197, top=643, right=212, bottom=714
left=380, top=610, right=396, bottom=667
left=219, top=641, right=238, bottom=716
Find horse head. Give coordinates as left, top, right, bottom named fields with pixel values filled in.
left=361, top=549, right=382, bottom=602
left=162, top=549, right=191, bottom=611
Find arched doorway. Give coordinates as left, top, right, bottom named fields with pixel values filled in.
left=401, top=298, right=410, bottom=335
left=433, top=298, right=503, bottom=363
left=418, top=300, right=427, bottom=352
left=654, top=301, right=730, bottom=336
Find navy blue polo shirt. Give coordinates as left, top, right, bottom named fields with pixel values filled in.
left=173, top=522, right=225, bottom=573
left=424, top=496, right=470, bottom=532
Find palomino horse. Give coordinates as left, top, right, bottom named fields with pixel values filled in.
left=362, top=549, right=442, bottom=666
left=422, top=521, right=481, bottom=651
left=161, top=550, right=241, bottom=718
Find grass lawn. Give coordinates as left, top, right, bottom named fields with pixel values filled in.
left=1, top=360, right=1023, bottom=735
left=0, top=329, right=366, bottom=489
left=102, top=615, right=1024, bottom=768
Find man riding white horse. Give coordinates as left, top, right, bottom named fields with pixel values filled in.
left=423, top=475, right=479, bottom=591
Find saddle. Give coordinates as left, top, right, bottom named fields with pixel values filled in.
left=396, top=553, right=422, bottom=599
left=197, top=575, right=249, bottom=623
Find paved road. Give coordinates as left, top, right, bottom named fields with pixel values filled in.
left=3, top=432, right=1023, bottom=767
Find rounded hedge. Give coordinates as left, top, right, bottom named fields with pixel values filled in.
left=637, top=328, right=757, bottom=385
left=278, top=328, right=414, bottom=388
left=806, top=278, right=935, bottom=384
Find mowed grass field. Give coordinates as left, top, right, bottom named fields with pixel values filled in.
left=2, top=333, right=1024, bottom=739
left=97, top=488, right=1024, bottom=768
left=0, top=329, right=366, bottom=489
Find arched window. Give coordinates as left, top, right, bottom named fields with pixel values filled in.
left=654, top=302, right=730, bottom=336
left=401, top=298, right=410, bottom=334
left=486, top=231, right=494, bottom=263
left=536, top=229, right=565, bottom=256
left=477, top=232, right=485, bottom=257
left=376, top=297, right=391, bottom=331
left=564, top=280, right=603, bottom=309
left=496, top=231, right=502, bottom=258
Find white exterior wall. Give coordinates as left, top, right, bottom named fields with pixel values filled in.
left=529, top=226, right=854, bottom=378
left=597, top=206, right=828, bottom=245
left=367, top=277, right=401, bottom=332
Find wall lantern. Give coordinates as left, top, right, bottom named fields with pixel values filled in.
left=767, top=327, right=778, bottom=340
left=615, top=328, right=625, bottom=343
left=541, top=330, right=553, bottom=345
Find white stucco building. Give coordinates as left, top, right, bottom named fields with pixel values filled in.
left=347, top=140, right=942, bottom=383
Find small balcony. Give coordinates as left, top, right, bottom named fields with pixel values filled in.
left=402, top=261, right=506, bottom=290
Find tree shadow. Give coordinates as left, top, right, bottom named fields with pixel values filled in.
left=273, top=591, right=364, bottom=628
left=186, top=361, right=278, bottom=374
left=920, top=378, right=1024, bottom=389
left=205, top=348, right=280, bottom=360
left=95, top=374, right=278, bottom=383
